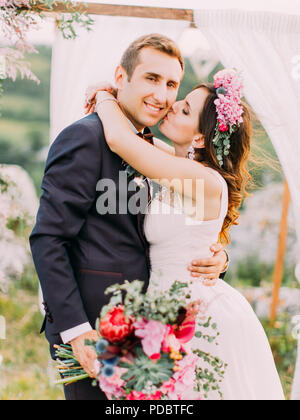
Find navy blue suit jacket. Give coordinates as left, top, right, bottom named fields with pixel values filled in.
left=30, top=113, right=150, bottom=358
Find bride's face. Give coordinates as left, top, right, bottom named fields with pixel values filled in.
left=159, top=88, right=208, bottom=147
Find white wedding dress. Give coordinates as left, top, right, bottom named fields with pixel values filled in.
left=144, top=168, right=285, bottom=400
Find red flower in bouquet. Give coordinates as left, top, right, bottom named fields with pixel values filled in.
left=100, top=305, right=134, bottom=343
left=174, top=316, right=196, bottom=344
left=174, top=301, right=202, bottom=344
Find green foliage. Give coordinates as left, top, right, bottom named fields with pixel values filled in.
left=227, top=253, right=298, bottom=289
left=6, top=216, right=29, bottom=237
left=103, top=279, right=189, bottom=325
left=213, top=122, right=237, bottom=167
left=119, top=345, right=174, bottom=392
left=0, top=46, right=51, bottom=193
left=193, top=350, right=227, bottom=399
left=18, top=264, right=40, bottom=295
left=261, top=313, right=297, bottom=399
left=0, top=280, right=64, bottom=400
left=0, top=172, right=9, bottom=193
left=196, top=316, right=220, bottom=343
left=31, top=1, right=95, bottom=40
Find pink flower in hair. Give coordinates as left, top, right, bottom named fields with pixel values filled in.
left=214, top=69, right=244, bottom=128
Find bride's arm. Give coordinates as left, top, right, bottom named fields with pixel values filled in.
left=153, top=138, right=175, bottom=155
left=96, top=92, right=221, bottom=201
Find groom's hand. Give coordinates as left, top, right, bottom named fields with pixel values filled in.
left=187, top=243, right=228, bottom=282
left=70, top=330, right=99, bottom=378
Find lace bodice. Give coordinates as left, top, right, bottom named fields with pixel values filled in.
left=144, top=169, right=228, bottom=285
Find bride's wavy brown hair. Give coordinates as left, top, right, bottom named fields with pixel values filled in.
left=193, top=83, right=253, bottom=245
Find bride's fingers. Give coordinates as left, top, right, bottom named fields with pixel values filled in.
left=85, top=83, right=116, bottom=102
left=201, top=278, right=217, bottom=287
left=85, top=103, right=95, bottom=115
left=191, top=257, right=216, bottom=267
left=191, top=273, right=216, bottom=280
left=188, top=265, right=216, bottom=275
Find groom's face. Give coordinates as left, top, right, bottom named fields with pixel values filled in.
left=115, top=47, right=183, bottom=131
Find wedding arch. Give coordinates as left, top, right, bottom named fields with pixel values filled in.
left=3, top=0, right=300, bottom=399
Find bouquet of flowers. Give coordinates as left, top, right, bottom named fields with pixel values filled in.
left=55, top=280, right=227, bottom=400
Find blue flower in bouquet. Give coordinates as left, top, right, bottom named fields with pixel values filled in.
left=102, top=356, right=120, bottom=366
left=96, top=338, right=109, bottom=355
left=102, top=365, right=115, bottom=377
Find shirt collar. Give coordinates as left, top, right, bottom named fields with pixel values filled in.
left=127, top=118, right=139, bottom=134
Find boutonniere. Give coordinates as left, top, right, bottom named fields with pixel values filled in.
left=122, top=161, right=146, bottom=188
left=121, top=128, right=153, bottom=187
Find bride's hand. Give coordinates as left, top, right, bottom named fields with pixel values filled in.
left=95, top=90, right=117, bottom=108
left=187, top=243, right=227, bottom=287
left=84, top=82, right=117, bottom=114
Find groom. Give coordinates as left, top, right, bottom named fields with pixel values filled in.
left=30, top=34, right=228, bottom=400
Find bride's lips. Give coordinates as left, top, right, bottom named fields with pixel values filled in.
left=144, top=101, right=164, bottom=115
left=164, top=112, right=171, bottom=121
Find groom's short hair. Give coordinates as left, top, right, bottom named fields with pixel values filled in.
left=120, top=33, right=184, bottom=81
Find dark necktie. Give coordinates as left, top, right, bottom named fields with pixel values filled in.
left=137, top=128, right=154, bottom=145
left=136, top=128, right=154, bottom=205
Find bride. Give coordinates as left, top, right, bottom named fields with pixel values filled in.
left=87, top=69, right=285, bottom=400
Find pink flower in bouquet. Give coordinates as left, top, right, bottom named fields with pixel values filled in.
left=99, top=305, right=134, bottom=343
left=163, top=354, right=199, bottom=400
left=98, top=365, right=127, bottom=399
left=148, top=391, right=163, bottom=400
left=126, top=391, right=147, bottom=400
left=134, top=319, right=167, bottom=360
left=126, top=390, right=162, bottom=400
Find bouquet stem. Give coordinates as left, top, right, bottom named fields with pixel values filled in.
left=54, top=344, right=89, bottom=386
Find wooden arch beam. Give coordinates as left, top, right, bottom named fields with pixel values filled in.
left=270, top=179, right=291, bottom=323
left=46, top=2, right=195, bottom=23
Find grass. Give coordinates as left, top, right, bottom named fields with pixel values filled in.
left=0, top=119, right=49, bottom=144
left=0, top=270, right=64, bottom=400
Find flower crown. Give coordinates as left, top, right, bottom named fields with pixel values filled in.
left=213, top=69, right=244, bottom=167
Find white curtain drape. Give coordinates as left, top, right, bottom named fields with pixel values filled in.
left=50, top=15, right=189, bottom=141
left=194, top=9, right=300, bottom=400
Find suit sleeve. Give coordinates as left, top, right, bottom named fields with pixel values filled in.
left=30, top=121, right=102, bottom=334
